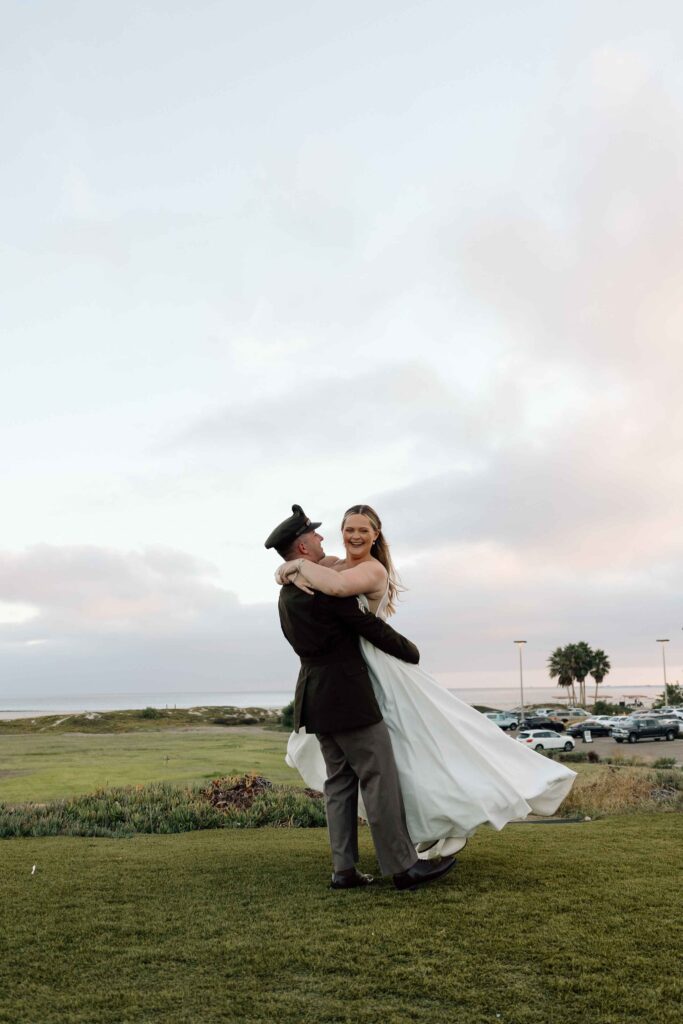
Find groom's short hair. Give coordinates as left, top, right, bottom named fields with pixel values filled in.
left=278, top=537, right=301, bottom=560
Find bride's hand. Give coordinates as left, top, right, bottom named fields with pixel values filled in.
left=275, top=560, right=299, bottom=585
left=274, top=560, right=315, bottom=595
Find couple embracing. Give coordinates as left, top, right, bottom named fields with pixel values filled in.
left=265, top=503, right=575, bottom=892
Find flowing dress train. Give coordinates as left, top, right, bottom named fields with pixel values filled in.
left=286, top=589, right=576, bottom=857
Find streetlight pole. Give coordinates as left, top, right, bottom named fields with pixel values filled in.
left=514, top=641, right=527, bottom=724
left=657, top=639, right=669, bottom=705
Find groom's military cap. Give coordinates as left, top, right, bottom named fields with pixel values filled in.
left=264, top=504, right=322, bottom=551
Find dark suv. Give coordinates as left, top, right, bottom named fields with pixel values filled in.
left=517, top=716, right=565, bottom=733
left=611, top=717, right=678, bottom=744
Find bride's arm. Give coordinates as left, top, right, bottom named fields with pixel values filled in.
left=280, top=559, right=386, bottom=597
left=275, top=555, right=341, bottom=587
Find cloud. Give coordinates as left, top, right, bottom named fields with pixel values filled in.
left=0, top=544, right=230, bottom=640
left=171, top=362, right=465, bottom=458
left=457, top=54, right=683, bottom=391
left=375, top=419, right=681, bottom=573
left=361, top=51, right=683, bottom=583
left=0, top=543, right=300, bottom=695
left=392, top=541, right=682, bottom=681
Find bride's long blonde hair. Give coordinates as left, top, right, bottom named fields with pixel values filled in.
left=341, top=504, right=404, bottom=616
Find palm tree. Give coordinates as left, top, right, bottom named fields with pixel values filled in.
left=589, top=649, right=611, bottom=705
left=567, top=642, right=594, bottom=708
left=548, top=646, right=575, bottom=704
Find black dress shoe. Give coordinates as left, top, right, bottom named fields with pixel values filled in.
left=330, top=868, right=375, bottom=890
left=393, top=855, right=457, bottom=891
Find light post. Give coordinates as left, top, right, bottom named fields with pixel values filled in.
left=514, top=641, right=527, bottom=724
left=657, top=639, right=669, bottom=705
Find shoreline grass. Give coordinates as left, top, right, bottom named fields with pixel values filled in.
left=0, top=705, right=283, bottom=734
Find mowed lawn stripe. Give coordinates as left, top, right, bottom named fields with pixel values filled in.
left=1, top=815, right=681, bottom=1024
left=0, top=729, right=300, bottom=802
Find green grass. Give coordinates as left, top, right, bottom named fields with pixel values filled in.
left=1, top=816, right=682, bottom=1024
left=0, top=730, right=300, bottom=802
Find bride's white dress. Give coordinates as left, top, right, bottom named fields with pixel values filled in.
left=286, top=589, right=576, bottom=857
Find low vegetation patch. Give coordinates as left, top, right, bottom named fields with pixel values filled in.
left=558, top=764, right=683, bottom=818
left=0, top=774, right=326, bottom=838
left=4, top=761, right=682, bottom=839
left=0, top=705, right=283, bottom=734
left=550, top=750, right=653, bottom=767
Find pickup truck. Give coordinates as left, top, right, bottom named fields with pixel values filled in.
left=611, top=717, right=678, bottom=744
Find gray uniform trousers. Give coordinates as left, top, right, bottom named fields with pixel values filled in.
left=317, top=719, right=416, bottom=876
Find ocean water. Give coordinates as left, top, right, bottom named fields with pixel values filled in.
left=0, top=683, right=664, bottom=719
left=0, top=691, right=295, bottom=718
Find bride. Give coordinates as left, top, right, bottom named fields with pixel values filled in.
left=276, top=504, right=576, bottom=858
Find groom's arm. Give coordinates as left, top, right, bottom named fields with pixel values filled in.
left=323, top=594, right=420, bottom=664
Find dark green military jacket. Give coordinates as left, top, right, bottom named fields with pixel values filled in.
left=278, top=584, right=420, bottom=734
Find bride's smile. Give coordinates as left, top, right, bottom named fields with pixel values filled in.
left=343, top=514, right=379, bottom=562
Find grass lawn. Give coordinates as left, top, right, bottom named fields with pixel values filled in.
left=1, top=815, right=681, bottom=1024
left=0, top=729, right=300, bottom=803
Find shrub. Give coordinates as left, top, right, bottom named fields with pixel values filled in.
left=653, top=769, right=683, bottom=792
left=203, top=774, right=272, bottom=810
left=652, top=757, right=677, bottom=769
left=652, top=683, right=683, bottom=708
left=140, top=707, right=161, bottom=719
left=591, top=700, right=634, bottom=715
left=280, top=700, right=295, bottom=730
left=551, top=751, right=591, bottom=763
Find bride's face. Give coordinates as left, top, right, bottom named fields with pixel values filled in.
left=342, top=514, right=379, bottom=560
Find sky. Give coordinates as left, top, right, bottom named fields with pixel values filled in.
left=1, top=1, right=682, bottom=701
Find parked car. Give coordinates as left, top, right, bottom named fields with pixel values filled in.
left=612, top=717, right=678, bottom=744
left=659, top=716, right=683, bottom=736
left=516, top=730, right=575, bottom=752
left=518, top=716, right=565, bottom=733
left=483, top=712, right=518, bottom=730
left=566, top=719, right=613, bottom=739
left=651, top=710, right=683, bottom=725
left=549, top=708, right=593, bottom=725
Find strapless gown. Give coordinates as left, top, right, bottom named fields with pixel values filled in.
left=286, top=589, right=576, bottom=857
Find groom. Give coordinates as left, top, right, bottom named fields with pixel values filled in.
left=265, top=504, right=456, bottom=891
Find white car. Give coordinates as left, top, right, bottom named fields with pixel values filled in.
left=516, top=729, right=575, bottom=752
left=655, top=709, right=683, bottom=721
left=660, top=716, right=683, bottom=735
left=484, top=712, right=518, bottom=730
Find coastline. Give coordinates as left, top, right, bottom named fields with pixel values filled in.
left=0, top=682, right=663, bottom=720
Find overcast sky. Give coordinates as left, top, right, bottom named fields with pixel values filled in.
left=2, top=1, right=682, bottom=701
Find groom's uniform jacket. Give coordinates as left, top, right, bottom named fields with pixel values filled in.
left=278, top=585, right=419, bottom=734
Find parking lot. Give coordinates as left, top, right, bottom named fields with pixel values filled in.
left=546, top=732, right=683, bottom=764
